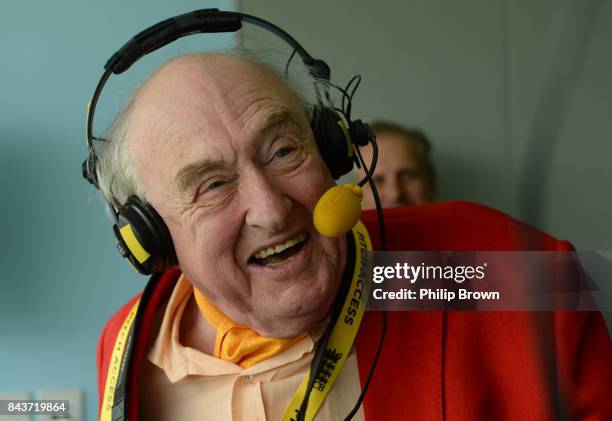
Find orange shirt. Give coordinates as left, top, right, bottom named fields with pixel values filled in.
left=138, top=275, right=364, bottom=420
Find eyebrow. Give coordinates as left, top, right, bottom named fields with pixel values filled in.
left=173, top=107, right=304, bottom=195
left=257, top=107, right=302, bottom=135
left=255, top=107, right=309, bottom=154
left=175, top=159, right=226, bottom=196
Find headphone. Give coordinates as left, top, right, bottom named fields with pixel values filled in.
left=82, top=8, right=377, bottom=275
left=83, top=11, right=389, bottom=420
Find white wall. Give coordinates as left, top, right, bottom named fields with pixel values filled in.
left=239, top=0, right=611, bottom=249
left=238, top=0, right=612, bottom=326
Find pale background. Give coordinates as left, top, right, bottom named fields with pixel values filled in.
left=0, top=1, right=610, bottom=419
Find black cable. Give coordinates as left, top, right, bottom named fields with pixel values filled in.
left=285, top=48, right=298, bottom=78
left=343, top=312, right=387, bottom=420
left=355, top=141, right=377, bottom=187
left=324, top=74, right=361, bottom=122
left=348, top=75, right=361, bottom=101
left=296, top=325, right=333, bottom=421
left=341, top=136, right=387, bottom=420
left=357, top=143, right=386, bottom=250
left=345, top=75, right=361, bottom=121
left=328, top=82, right=351, bottom=115
left=341, top=76, right=358, bottom=116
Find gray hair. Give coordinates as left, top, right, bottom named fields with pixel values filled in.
left=95, top=49, right=332, bottom=207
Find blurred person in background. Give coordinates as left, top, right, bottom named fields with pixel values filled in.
left=358, top=121, right=437, bottom=209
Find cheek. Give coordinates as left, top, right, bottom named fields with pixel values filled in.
left=171, top=216, right=247, bottom=304
left=166, top=206, right=242, bottom=272
left=407, top=181, right=428, bottom=202
left=286, top=159, right=335, bottom=212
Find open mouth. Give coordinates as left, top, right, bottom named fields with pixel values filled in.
left=249, top=233, right=308, bottom=267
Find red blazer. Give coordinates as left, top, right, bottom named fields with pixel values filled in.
left=97, top=201, right=612, bottom=420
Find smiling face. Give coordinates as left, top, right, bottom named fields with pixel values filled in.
left=128, top=54, right=346, bottom=337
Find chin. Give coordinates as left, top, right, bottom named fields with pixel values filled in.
left=258, top=280, right=339, bottom=338
left=243, top=232, right=346, bottom=338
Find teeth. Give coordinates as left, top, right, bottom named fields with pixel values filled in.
left=254, top=234, right=306, bottom=259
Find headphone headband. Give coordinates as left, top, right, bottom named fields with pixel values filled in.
left=105, top=10, right=329, bottom=77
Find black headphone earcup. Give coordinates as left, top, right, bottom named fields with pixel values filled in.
left=113, top=196, right=177, bottom=275
left=312, top=107, right=355, bottom=179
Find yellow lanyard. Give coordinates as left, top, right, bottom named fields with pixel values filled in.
left=101, top=221, right=371, bottom=421
left=282, top=221, right=371, bottom=421
left=100, top=298, right=140, bottom=421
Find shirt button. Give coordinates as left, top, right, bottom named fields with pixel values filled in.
left=243, top=375, right=254, bottom=382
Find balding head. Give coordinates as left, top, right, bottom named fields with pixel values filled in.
left=98, top=52, right=347, bottom=337
left=128, top=54, right=313, bottom=204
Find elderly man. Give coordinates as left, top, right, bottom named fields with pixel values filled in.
left=94, top=52, right=612, bottom=421
left=357, top=121, right=437, bottom=209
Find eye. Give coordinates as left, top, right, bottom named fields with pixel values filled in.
left=191, top=173, right=237, bottom=207
left=273, top=146, right=297, bottom=159
left=197, top=179, right=229, bottom=197
left=398, top=169, right=420, bottom=183
left=206, top=180, right=226, bottom=191
left=262, top=140, right=305, bottom=174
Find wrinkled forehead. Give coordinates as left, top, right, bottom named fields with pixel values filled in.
left=130, top=55, right=305, bottom=141
left=128, top=55, right=310, bottom=197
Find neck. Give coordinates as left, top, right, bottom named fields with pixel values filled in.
left=179, top=294, right=216, bottom=355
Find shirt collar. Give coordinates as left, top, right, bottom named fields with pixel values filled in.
left=148, top=274, right=327, bottom=383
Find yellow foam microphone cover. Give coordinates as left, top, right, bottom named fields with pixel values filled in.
left=313, top=183, right=363, bottom=237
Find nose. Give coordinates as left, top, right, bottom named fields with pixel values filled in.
left=242, top=169, right=292, bottom=233
left=381, top=176, right=402, bottom=207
